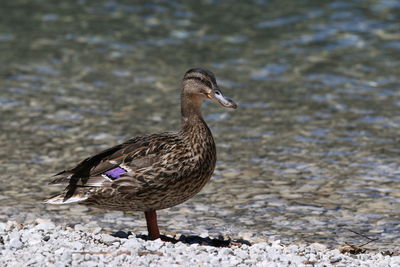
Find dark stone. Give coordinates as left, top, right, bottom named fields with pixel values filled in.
left=111, top=230, right=132, bottom=239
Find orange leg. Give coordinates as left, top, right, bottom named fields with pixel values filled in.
left=144, top=210, right=160, bottom=240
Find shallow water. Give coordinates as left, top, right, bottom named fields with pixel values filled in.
left=1, top=0, right=400, bottom=249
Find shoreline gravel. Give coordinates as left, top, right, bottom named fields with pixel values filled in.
left=1, top=220, right=399, bottom=266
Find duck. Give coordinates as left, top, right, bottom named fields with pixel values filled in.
left=45, top=68, right=237, bottom=240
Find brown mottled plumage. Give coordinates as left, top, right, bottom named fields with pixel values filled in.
left=46, top=68, right=237, bottom=240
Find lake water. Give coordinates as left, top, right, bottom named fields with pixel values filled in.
left=1, top=0, right=400, bottom=249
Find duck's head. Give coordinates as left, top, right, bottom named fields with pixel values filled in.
left=182, top=68, right=237, bottom=109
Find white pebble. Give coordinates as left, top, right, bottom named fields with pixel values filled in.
left=121, top=238, right=139, bottom=249
left=69, top=241, right=84, bottom=251
left=9, top=238, right=23, bottom=249
left=35, top=222, right=56, bottom=231
left=27, top=233, right=42, bottom=246
left=74, top=224, right=86, bottom=232
left=99, top=234, right=118, bottom=245
left=0, top=222, right=7, bottom=232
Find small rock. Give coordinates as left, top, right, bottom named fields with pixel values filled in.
left=60, top=251, right=72, bottom=262
left=83, top=260, right=101, bottom=267
left=35, top=221, right=56, bottom=231
left=146, top=239, right=164, bottom=251
left=237, top=231, right=255, bottom=241
left=251, top=242, right=267, bottom=251
left=25, top=259, right=38, bottom=266
left=307, top=254, right=317, bottom=262
left=228, top=259, right=241, bottom=266
left=122, top=238, right=140, bottom=249
left=310, top=243, right=327, bottom=252
left=287, top=244, right=299, bottom=253
left=9, top=231, right=21, bottom=241
left=199, top=232, right=209, bottom=238
left=69, top=241, right=84, bottom=251
left=111, top=230, right=131, bottom=239
left=27, top=233, right=42, bottom=246
left=54, top=248, right=65, bottom=255
left=100, top=234, right=118, bottom=245
left=9, top=238, right=23, bottom=249
left=219, top=248, right=232, bottom=256
left=235, top=249, right=249, bottom=259
left=6, top=221, right=23, bottom=231
left=72, top=252, right=84, bottom=262
left=74, top=224, right=86, bottom=232
left=92, top=227, right=102, bottom=235
left=0, top=222, right=7, bottom=232
left=330, top=256, right=342, bottom=263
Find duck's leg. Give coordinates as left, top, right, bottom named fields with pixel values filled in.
left=144, top=210, right=160, bottom=240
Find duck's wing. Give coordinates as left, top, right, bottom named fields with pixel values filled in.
left=47, top=132, right=181, bottom=202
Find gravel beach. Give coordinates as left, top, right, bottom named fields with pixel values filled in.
left=1, top=220, right=399, bottom=267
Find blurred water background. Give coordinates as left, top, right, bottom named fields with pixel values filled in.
left=1, top=0, right=400, bottom=249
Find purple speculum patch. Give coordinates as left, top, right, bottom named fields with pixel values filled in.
left=104, top=167, right=127, bottom=179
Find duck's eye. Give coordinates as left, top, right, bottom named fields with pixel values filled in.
left=215, top=91, right=221, bottom=95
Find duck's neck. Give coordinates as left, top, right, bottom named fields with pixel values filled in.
left=181, top=94, right=208, bottom=132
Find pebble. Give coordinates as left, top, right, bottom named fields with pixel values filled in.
left=111, top=230, right=130, bottom=238
left=146, top=238, right=164, bottom=251
left=35, top=221, right=56, bottom=231
left=121, top=238, right=139, bottom=248
left=27, top=233, right=42, bottom=246
left=6, top=221, right=22, bottom=231
left=9, top=237, right=23, bottom=249
left=0, top=222, right=7, bottom=232
left=99, top=234, right=118, bottom=245
left=74, top=224, right=86, bottom=232
left=330, top=256, right=342, bottom=263
left=310, top=242, right=327, bottom=252
left=92, top=227, right=102, bottom=235
left=69, top=241, right=84, bottom=251
left=0, top=221, right=399, bottom=266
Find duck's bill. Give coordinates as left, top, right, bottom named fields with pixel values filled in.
left=208, top=89, right=237, bottom=109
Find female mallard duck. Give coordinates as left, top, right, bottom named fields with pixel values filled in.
left=46, top=68, right=237, bottom=240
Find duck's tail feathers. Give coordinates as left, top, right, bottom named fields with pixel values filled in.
left=44, top=192, right=88, bottom=205
left=48, top=173, right=72, bottom=185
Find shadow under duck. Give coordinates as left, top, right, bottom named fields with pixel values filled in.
left=46, top=68, right=237, bottom=240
